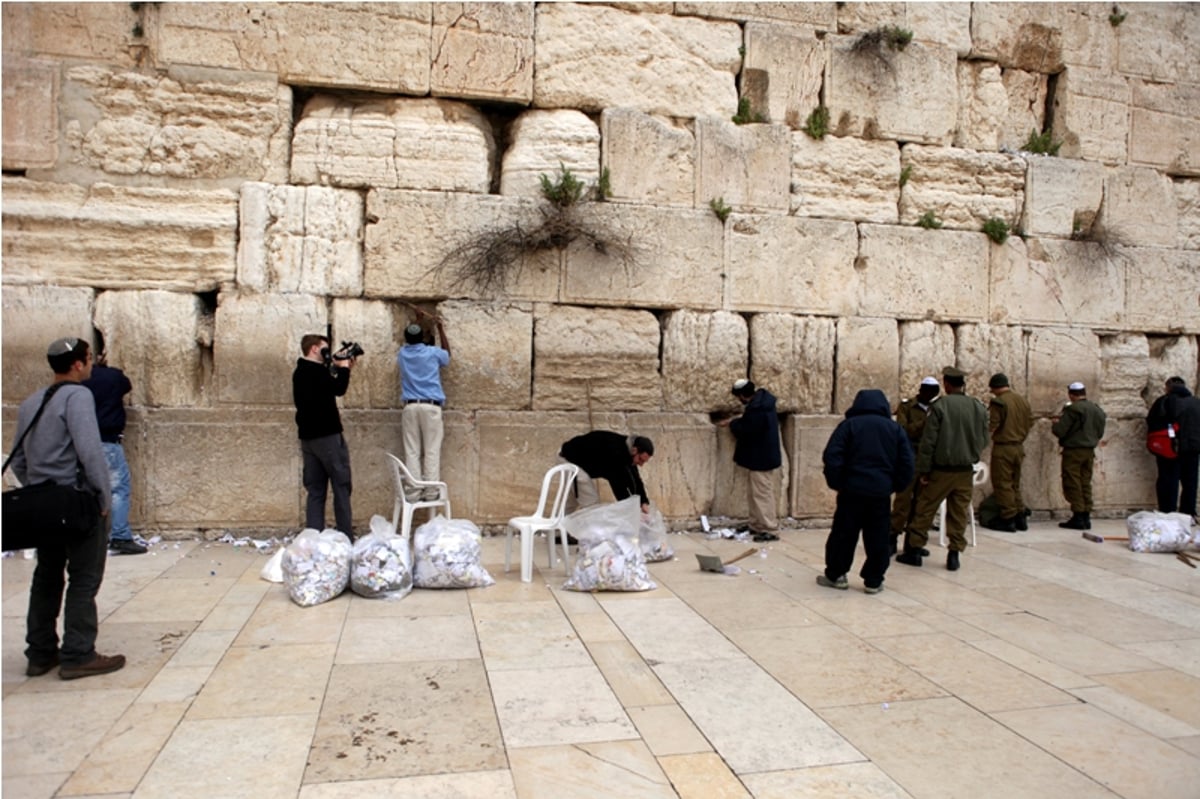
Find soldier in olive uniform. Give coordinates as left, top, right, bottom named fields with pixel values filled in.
left=1051, top=382, right=1107, bottom=530
left=897, top=366, right=990, bottom=572
left=889, top=377, right=940, bottom=555
left=985, top=373, right=1033, bottom=532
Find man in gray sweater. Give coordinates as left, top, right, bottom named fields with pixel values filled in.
left=9, top=337, right=125, bottom=680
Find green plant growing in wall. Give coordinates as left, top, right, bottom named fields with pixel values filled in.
left=710, top=197, right=733, bottom=223
left=1109, top=5, right=1127, bottom=26
left=597, top=167, right=612, bottom=200
left=982, top=217, right=1010, bottom=244
left=732, top=96, right=766, bottom=125
left=916, top=211, right=943, bottom=230
left=539, top=164, right=587, bottom=207
left=802, top=105, right=830, bottom=140
left=1022, top=128, right=1063, bottom=156
left=899, top=165, right=913, bottom=188
left=853, top=25, right=914, bottom=54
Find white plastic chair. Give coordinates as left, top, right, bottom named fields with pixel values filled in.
left=504, top=463, right=580, bottom=583
left=938, top=462, right=989, bottom=547
left=385, top=452, right=451, bottom=541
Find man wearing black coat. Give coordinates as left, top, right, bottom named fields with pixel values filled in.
left=717, top=379, right=782, bottom=542
left=819, top=389, right=914, bottom=594
left=559, top=430, right=654, bottom=513
left=1148, top=376, right=1200, bottom=517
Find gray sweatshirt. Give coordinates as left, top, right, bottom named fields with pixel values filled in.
left=9, top=383, right=112, bottom=514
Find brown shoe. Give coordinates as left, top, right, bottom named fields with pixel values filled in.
left=59, top=653, right=126, bottom=681
left=26, top=652, right=60, bottom=677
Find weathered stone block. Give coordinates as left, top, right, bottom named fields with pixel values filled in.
left=742, top=22, right=823, bottom=128
left=1099, top=333, right=1151, bottom=418
left=533, top=3, right=740, bottom=118
left=632, top=411, right=724, bottom=520
left=1, top=178, right=237, bottom=291
left=1, top=3, right=143, bottom=67
left=955, top=324, right=1027, bottom=396
left=898, top=321, right=956, bottom=403
left=94, top=290, right=210, bottom=409
left=1179, top=180, right=1200, bottom=251
left=563, top=205, right=724, bottom=309
left=292, top=96, right=494, bottom=192
left=500, top=110, right=600, bottom=198
left=533, top=306, right=661, bottom=411
left=970, top=3, right=1065, bottom=72
left=45, top=65, right=291, bottom=188
left=0, top=285, right=94, bottom=404
left=1148, top=335, right=1200, bottom=401
left=1027, top=327, right=1101, bottom=415
left=326, top=298, right=407, bottom=412
left=1021, top=421, right=1065, bottom=513
left=432, top=3, right=534, bottom=103
left=2, top=57, right=58, bottom=170
left=1130, top=81, right=1200, bottom=177
left=679, top=3, right=834, bottom=26
left=695, top=116, right=790, bottom=213
left=600, top=109, right=694, bottom=207
left=727, top=216, right=859, bottom=315
left=712, top=427, right=789, bottom=522
left=1000, top=69, right=1050, bottom=150
left=836, top=3, right=972, bottom=56
left=1116, top=3, right=1200, bottom=85
left=155, top=3, right=433, bottom=94
left=826, top=36, right=958, bottom=146
left=899, top=144, right=1026, bottom=229
left=1124, top=248, right=1200, bottom=335
left=790, top=133, right=899, bottom=223
left=238, top=183, right=363, bottom=297
left=955, top=63, right=1049, bottom=153
left=989, top=238, right=1126, bottom=329
left=1050, top=67, right=1131, bottom=165
left=1093, top=418, right=1157, bottom=510
left=662, top=310, right=747, bottom=411
left=213, top=293, right=325, bottom=406
left=783, top=415, right=841, bottom=519
left=1021, top=156, right=1106, bottom=239
left=856, top=225, right=990, bottom=322
left=749, top=314, right=836, bottom=414
left=835, top=317, right=899, bottom=413
left=1094, top=166, right=1180, bottom=249
left=439, top=301, right=533, bottom=411
left=364, top=190, right=560, bottom=302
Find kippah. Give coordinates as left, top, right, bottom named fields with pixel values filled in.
left=1068, top=382, right=1085, bottom=392
left=405, top=324, right=422, bottom=337
left=47, top=337, right=80, bottom=356
left=732, top=378, right=750, bottom=390
left=920, top=376, right=939, bottom=387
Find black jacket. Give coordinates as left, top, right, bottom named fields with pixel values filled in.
left=822, top=389, right=914, bottom=498
left=293, top=358, right=350, bottom=440
left=559, top=430, right=648, bottom=505
left=729, top=388, right=782, bottom=472
left=1148, top=384, right=1200, bottom=453
left=81, top=364, right=132, bottom=442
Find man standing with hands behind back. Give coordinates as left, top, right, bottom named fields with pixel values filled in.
left=985, top=373, right=1033, bottom=532
left=1051, top=382, right=1107, bottom=530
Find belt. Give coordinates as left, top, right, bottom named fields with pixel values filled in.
left=405, top=399, right=442, bottom=406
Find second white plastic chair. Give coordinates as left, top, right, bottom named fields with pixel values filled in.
left=937, top=462, right=989, bottom=547
left=385, top=452, right=451, bottom=540
left=505, top=463, right=580, bottom=583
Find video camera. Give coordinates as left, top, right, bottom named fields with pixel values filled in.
left=322, top=340, right=364, bottom=368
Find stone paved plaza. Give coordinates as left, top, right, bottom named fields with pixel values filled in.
left=3, top=518, right=1199, bottom=798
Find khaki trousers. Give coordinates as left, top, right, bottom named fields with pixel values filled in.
left=990, top=443, right=1025, bottom=519
left=746, top=468, right=779, bottom=533
left=401, top=403, right=444, bottom=493
left=1061, top=447, right=1095, bottom=513
left=906, top=469, right=974, bottom=552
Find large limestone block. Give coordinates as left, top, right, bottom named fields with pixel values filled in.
left=1050, top=67, right=1131, bottom=166
left=676, top=3, right=834, bottom=27
left=533, top=3, right=740, bottom=118
left=94, top=290, right=210, bottom=409
left=712, top=427, right=789, bottom=522
left=836, top=3, right=971, bottom=56
left=898, top=322, right=956, bottom=402
left=955, top=324, right=1027, bottom=395
left=695, top=117, right=790, bottom=213
left=954, top=63, right=1048, bottom=152
left=1092, top=418, right=1157, bottom=510
left=1100, top=333, right=1151, bottom=418
left=364, top=190, right=559, bottom=302
left=533, top=306, right=661, bottom=411
left=783, top=415, right=841, bottom=519
left=238, top=183, right=363, bottom=297
left=438, top=301, right=532, bottom=411
left=291, top=96, right=494, bottom=192
left=600, top=109, right=694, bottom=207
left=1179, top=180, right=1200, bottom=251
left=1, top=3, right=144, bottom=66
left=155, top=3, right=433, bottom=93
left=970, top=4, right=1114, bottom=72
left=1027, top=327, right=1101, bottom=415
left=562, top=205, right=724, bottom=309
left=1000, top=69, right=1049, bottom=150
left=45, top=65, right=291, bottom=188
left=2, top=178, right=237, bottom=292
left=749, top=314, right=836, bottom=414
left=1130, top=81, right=1200, bottom=177
left=1020, top=421, right=1065, bottom=512
left=500, top=110, right=600, bottom=198
left=826, top=36, right=958, bottom=146
left=835, top=317, right=899, bottom=413
left=856, top=225, right=990, bottom=322
left=1094, top=166, right=1180, bottom=248
left=662, top=310, right=748, bottom=411
left=326, top=298, right=406, bottom=411
left=741, top=22, right=823, bottom=128
left=632, top=411, right=726, bottom=519
left=1148, top=336, right=1200, bottom=400
left=0, top=286, right=94, bottom=404
left=2, top=58, right=58, bottom=170
left=1021, top=156, right=1106, bottom=239
left=899, top=145, right=1026, bottom=230
left=1124, top=248, right=1200, bottom=335
left=432, top=3, right=534, bottom=103
left=1116, top=3, right=1200, bottom=85
left=213, top=293, right=326, bottom=406
left=989, top=238, right=1126, bottom=329
left=727, top=216, right=859, bottom=314
left=790, top=133, right=900, bottom=223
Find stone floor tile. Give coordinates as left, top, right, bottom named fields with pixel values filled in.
left=508, top=741, right=675, bottom=799
left=1173, top=735, right=1200, bottom=758
left=1069, top=685, right=1200, bottom=739
left=165, top=628, right=240, bottom=667
left=1093, top=668, right=1200, bottom=727
left=58, top=701, right=188, bottom=795
left=2, top=688, right=139, bottom=777
left=626, top=704, right=711, bottom=756
left=187, top=642, right=335, bottom=719
left=306, top=661, right=505, bottom=782
left=656, top=752, right=751, bottom=799
left=337, top=613, right=479, bottom=664
left=1122, top=637, right=1200, bottom=679
left=103, top=577, right=235, bottom=624
left=346, top=587, right=470, bottom=618
left=195, top=601, right=258, bottom=632
left=489, top=664, right=637, bottom=749
left=968, top=637, right=1097, bottom=690
left=473, top=571, right=559, bottom=602
left=564, top=609, right=625, bottom=643
left=585, top=640, right=675, bottom=708
left=798, top=595, right=939, bottom=639
left=233, top=589, right=348, bottom=646
left=298, top=769, right=517, bottom=798
left=137, top=665, right=213, bottom=704
left=2, top=772, right=72, bottom=799
left=962, top=610, right=1160, bottom=675
left=600, top=596, right=744, bottom=663
left=741, top=762, right=914, bottom=798
left=473, top=599, right=592, bottom=671
left=669, top=580, right=826, bottom=632
left=157, top=544, right=264, bottom=580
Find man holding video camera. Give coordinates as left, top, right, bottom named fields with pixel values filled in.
left=293, top=333, right=358, bottom=536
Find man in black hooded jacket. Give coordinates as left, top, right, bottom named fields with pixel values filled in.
left=717, top=379, right=782, bottom=542
left=1148, top=376, right=1200, bottom=516
left=819, top=389, right=914, bottom=594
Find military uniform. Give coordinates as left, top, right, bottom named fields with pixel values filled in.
left=890, top=395, right=935, bottom=540
left=988, top=387, right=1033, bottom=524
left=1051, top=396, right=1107, bottom=523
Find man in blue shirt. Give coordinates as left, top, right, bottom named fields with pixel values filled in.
left=397, top=318, right=451, bottom=500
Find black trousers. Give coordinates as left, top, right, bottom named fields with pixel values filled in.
left=301, top=433, right=353, bottom=535
left=26, top=515, right=108, bottom=667
left=824, top=492, right=891, bottom=589
left=1156, top=452, right=1200, bottom=516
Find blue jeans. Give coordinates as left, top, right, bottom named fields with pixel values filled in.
left=102, top=442, right=133, bottom=541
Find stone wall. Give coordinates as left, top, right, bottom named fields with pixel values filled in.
left=3, top=2, right=1198, bottom=535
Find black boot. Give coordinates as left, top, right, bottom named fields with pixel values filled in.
left=896, top=546, right=923, bottom=567
left=1058, top=513, right=1087, bottom=530
left=1015, top=512, right=1028, bottom=531
left=946, top=550, right=960, bottom=571
left=986, top=515, right=1017, bottom=533
left=1082, top=512, right=1092, bottom=530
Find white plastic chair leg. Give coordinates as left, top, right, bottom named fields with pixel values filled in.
left=938, top=498, right=978, bottom=548
left=520, top=525, right=535, bottom=583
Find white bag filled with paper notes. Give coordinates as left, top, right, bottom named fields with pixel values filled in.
left=413, top=516, right=495, bottom=589
left=563, top=496, right=656, bottom=592
left=350, top=515, right=414, bottom=599
left=282, top=528, right=351, bottom=606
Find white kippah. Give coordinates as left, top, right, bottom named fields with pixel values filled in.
left=920, top=376, right=939, bottom=386
left=1068, top=381, right=1085, bottom=391
left=733, top=378, right=750, bottom=390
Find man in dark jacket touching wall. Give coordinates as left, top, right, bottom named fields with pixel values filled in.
left=717, top=379, right=782, bottom=542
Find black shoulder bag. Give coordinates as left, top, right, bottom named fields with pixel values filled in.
left=2, top=384, right=102, bottom=551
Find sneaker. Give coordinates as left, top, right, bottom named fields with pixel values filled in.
left=60, top=653, right=126, bottom=681
left=109, top=538, right=147, bottom=555
left=752, top=531, right=780, bottom=542
left=946, top=550, right=961, bottom=571
left=864, top=584, right=884, bottom=595
left=816, top=574, right=849, bottom=590
left=26, top=653, right=60, bottom=677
